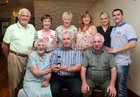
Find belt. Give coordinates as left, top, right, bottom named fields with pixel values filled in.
left=10, top=50, right=27, bottom=57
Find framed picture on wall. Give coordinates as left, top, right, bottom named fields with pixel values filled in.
left=0, top=18, right=11, bottom=42
left=2, top=21, right=10, bottom=34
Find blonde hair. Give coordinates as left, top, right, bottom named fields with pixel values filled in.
left=100, top=11, right=110, bottom=25
left=100, top=11, right=110, bottom=19
left=62, top=11, right=73, bottom=20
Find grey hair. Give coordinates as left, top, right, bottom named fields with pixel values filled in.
left=34, top=39, right=48, bottom=51
left=18, top=8, right=31, bottom=17
left=62, top=11, right=73, bottom=20
left=61, top=31, right=72, bottom=40
left=93, top=33, right=105, bottom=43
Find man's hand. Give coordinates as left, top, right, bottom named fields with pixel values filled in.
left=81, top=83, right=89, bottom=94
left=107, top=85, right=116, bottom=97
left=51, top=64, right=61, bottom=72
left=59, top=65, right=68, bottom=72
left=108, top=48, right=119, bottom=54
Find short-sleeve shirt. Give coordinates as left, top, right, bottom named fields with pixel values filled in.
left=51, top=45, right=82, bottom=76
left=3, top=21, right=36, bottom=54
left=82, top=47, right=116, bottom=80
left=97, top=26, right=113, bottom=47
left=24, top=51, right=51, bottom=82
left=111, top=22, right=138, bottom=65
left=55, top=25, right=77, bottom=44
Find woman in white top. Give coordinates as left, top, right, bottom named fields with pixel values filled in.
left=76, top=11, right=97, bottom=51
left=36, top=14, right=56, bottom=52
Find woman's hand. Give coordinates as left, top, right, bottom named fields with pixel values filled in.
left=41, top=80, right=49, bottom=87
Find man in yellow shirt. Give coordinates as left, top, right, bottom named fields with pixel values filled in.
left=1, top=8, right=36, bottom=97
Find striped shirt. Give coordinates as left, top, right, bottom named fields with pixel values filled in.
left=51, top=45, right=82, bottom=76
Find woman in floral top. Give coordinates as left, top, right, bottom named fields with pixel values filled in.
left=55, top=11, right=77, bottom=46
left=76, top=11, right=97, bottom=51
left=36, top=14, right=56, bottom=52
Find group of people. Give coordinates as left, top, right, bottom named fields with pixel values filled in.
left=1, top=7, right=138, bottom=97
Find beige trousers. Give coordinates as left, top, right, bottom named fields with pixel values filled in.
left=8, top=53, right=27, bottom=97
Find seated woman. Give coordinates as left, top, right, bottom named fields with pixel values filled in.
left=18, top=39, right=52, bottom=97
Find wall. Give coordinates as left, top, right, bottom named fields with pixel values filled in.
left=34, top=0, right=94, bottom=30
left=90, top=0, right=140, bottom=96
left=0, top=0, right=34, bottom=18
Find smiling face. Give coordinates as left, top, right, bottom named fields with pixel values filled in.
left=112, top=10, right=123, bottom=25
left=18, top=8, right=31, bottom=27
left=36, top=41, right=46, bottom=55
left=100, top=13, right=110, bottom=26
left=82, top=14, right=91, bottom=25
left=42, top=18, right=51, bottom=29
left=62, top=32, right=73, bottom=49
left=92, top=34, right=104, bottom=52
left=62, top=11, right=73, bottom=28
left=62, top=17, right=72, bottom=27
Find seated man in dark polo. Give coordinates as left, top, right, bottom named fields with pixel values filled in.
left=81, top=33, right=117, bottom=97
left=50, top=31, right=83, bottom=97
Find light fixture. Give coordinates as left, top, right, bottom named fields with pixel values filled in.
left=0, top=0, right=9, bottom=6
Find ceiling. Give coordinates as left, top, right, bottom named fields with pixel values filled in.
left=0, top=0, right=34, bottom=12
left=0, top=0, right=99, bottom=18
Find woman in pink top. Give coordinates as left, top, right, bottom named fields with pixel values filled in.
left=36, top=14, right=56, bottom=52
left=76, top=11, right=97, bottom=51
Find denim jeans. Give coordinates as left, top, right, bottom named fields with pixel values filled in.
left=117, top=65, right=129, bottom=97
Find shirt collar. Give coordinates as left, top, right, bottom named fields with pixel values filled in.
left=115, top=22, right=126, bottom=27
left=91, top=47, right=107, bottom=54
left=17, top=21, right=29, bottom=29
left=60, top=44, right=75, bottom=50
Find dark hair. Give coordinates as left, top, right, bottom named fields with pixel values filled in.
left=80, top=11, right=93, bottom=24
left=112, top=8, right=123, bottom=15
left=41, top=14, right=52, bottom=23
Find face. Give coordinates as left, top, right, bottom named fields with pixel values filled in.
left=92, top=35, right=103, bottom=52
left=112, top=10, right=123, bottom=25
left=63, top=17, right=72, bottom=27
left=42, top=18, right=51, bottom=29
left=82, top=14, right=91, bottom=25
left=100, top=14, right=109, bottom=26
left=62, top=33, right=73, bottom=49
left=36, top=42, right=46, bottom=55
left=18, top=9, right=30, bottom=27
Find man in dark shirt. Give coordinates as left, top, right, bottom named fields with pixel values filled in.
left=81, top=33, right=117, bottom=97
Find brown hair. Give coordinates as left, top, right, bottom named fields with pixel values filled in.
left=80, top=11, right=93, bottom=25
left=41, top=14, right=52, bottom=23
left=112, top=8, right=123, bottom=15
